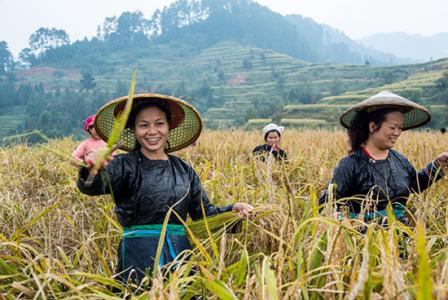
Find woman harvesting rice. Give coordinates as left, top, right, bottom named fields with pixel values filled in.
left=320, top=91, right=448, bottom=225
left=77, top=94, right=253, bottom=283
left=252, top=123, right=288, bottom=162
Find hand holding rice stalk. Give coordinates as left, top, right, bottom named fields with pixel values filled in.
left=84, top=70, right=137, bottom=187
left=187, top=206, right=261, bottom=240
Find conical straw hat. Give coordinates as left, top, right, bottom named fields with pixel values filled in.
left=94, top=93, right=202, bottom=152
left=340, top=91, right=431, bottom=130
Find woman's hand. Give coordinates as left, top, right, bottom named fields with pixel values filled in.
left=233, top=203, right=254, bottom=217
left=85, top=149, right=114, bottom=175
left=434, top=152, right=448, bottom=169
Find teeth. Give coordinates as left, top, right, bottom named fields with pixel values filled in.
left=145, top=137, right=160, bottom=143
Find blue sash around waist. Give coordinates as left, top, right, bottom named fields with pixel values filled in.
left=121, top=224, right=186, bottom=268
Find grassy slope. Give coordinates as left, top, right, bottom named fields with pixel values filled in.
left=13, top=41, right=448, bottom=130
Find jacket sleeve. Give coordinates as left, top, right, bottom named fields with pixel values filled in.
left=405, top=158, right=444, bottom=193
left=77, top=155, right=126, bottom=196
left=319, top=156, right=356, bottom=206
left=188, top=167, right=233, bottom=220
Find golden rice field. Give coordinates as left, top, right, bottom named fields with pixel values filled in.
left=1, top=129, right=448, bottom=299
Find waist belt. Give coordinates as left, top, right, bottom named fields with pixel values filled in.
left=348, top=204, right=405, bottom=221
left=122, top=224, right=186, bottom=267
left=123, top=224, right=186, bottom=237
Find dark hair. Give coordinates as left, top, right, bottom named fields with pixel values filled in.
left=264, top=130, right=281, bottom=141
left=348, top=107, right=403, bottom=153
left=126, top=101, right=172, bottom=151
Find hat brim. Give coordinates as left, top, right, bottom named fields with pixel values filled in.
left=340, top=94, right=431, bottom=130
left=94, top=93, right=203, bottom=152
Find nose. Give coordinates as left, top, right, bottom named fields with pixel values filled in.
left=146, top=125, right=157, bottom=135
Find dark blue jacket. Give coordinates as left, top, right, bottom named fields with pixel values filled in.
left=78, top=150, right=233, bottom=282
left=319, top=148, right=444, bottom=214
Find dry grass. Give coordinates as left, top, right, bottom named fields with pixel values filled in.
left=0, top=129, right=447, bottom=299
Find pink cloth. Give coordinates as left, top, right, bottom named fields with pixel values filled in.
left=83, top=115, right=96, bottom=132
left=71, top=137, right=107, bottom=163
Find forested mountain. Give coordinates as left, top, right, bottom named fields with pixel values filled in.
left=0, top=0, right=447, bottom=140
left=17, top=0, right=405, bottom=69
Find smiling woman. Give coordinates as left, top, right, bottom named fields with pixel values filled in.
left=252, top=123, right=288, bottom=162
left=320, top=91, right=448, bottom=225
left=76, top=94, right=254, bottom=284
left=128, top=102, right=171, bottom=160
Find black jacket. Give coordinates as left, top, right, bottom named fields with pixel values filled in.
left=252, top=144, right=288, bottom=162
left=78, top=150, right=233, bottom=227
left=320, top=148, right=443, bottom=213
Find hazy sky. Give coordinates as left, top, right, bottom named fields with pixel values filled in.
left=1, top=0, right=447, bottom=56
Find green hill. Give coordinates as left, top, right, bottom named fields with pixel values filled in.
left=2, top=1, right=448, bottom=137
left=3, top=43, right=448, bottom=137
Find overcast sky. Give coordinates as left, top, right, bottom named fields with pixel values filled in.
left=1, top=0, right=447, bottom=56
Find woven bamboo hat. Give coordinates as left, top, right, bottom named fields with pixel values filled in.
left=94, top=93, right=203, bottom=152
left=340, top=91, right=431, bottom=130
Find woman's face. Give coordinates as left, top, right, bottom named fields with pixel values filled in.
left=133, top=106, right=170, bottom=157
left=369, top=111, right=404, bottom=150
left=266, top=131, right=281, bottom=147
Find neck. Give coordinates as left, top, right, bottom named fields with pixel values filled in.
left=140, top=149, right=168, bottom=160
left=363, top=141, right=389, bottom=160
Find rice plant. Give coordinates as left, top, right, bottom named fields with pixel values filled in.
left=0, top=129, right=447, bottom=299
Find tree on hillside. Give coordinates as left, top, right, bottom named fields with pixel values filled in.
left=329, top=78, right=345, bottom=96
left=243, top=58, right=253, bottom=69
left=100, top=17, right=118, bottom=39
left=0, top=76, right=16, bottom=108
left=103, top=11, right=150, bottom=47
left=29, top=27, right=70, bottom=56
left=217, top=69, right=226, bottom=82
left=18, top=48, right=37, bottom=68
left=286, top=81, right=316, bottom=104
left=0, top=41, right=14, bottom=74
left=79, top=72, right=96, bottom=91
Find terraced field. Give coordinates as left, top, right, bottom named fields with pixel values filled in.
left=11, top=41, right=448, bottom=131
left=0, top=106, right=26, bottom=137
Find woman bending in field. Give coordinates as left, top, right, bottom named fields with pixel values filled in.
left=77, top=94, right=253, bottom=283
left=320, top=91, right=448, bottom=225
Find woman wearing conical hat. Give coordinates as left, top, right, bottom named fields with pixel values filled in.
left=320, top=91, right=448, bottom=225
left=77, top=94, right=253, bottom=283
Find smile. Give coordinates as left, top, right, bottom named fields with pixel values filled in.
left=145, top=137, right=162, bottom=144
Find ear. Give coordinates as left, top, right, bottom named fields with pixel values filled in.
left=368, top=122, right=377, bottom=134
